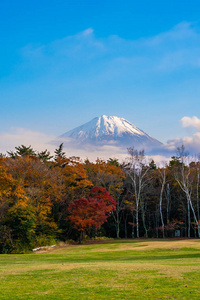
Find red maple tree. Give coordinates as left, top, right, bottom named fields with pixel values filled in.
left=68, top=187, right=116, bottom=241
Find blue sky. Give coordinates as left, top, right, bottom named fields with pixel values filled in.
left=1, top=0, right=200, bottom=156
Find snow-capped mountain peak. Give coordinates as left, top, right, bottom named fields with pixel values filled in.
left=60, top=115, right=162, bottom=150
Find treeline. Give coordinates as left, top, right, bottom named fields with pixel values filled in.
left=0, top=144, right=200, bottom=253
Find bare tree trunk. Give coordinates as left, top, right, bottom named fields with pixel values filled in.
left=185, top=211, right=187, bottom=237
left=132, top=214, right=135, bottom=238
left=141, top=197, right=148, bottom=237
left=187, top=192, right=200, bottom=238
left=155, top=213, right=159, bottom=238
left=197, top=170, right=199, bottom=221
left=187, top=196, right=190, bottom=238
left=136, top=197, right=139, bottom=238
left=127, top=147, right=150, bottom=239
left=141, top=211, right=148, bottom=237
left=115, top=207, right=120, bottom=239
left=112, top=196, right=124, bottom=239
left=166, top=183, right=170, bottom=224
left=176, top=179, right=200, bottom=238
left=79, top=231, right=83, bottom=244
left=124, top=213, right=128, bottom=238
left=159, top=169, right=166, bottom=238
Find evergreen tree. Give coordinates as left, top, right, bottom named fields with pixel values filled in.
left=149, top=159, right=157, bottom=170
left=7, top=145, right=36, bottom=158
left=37, top=150, right=53, bottom=162
left=54, top=143, right=66, bottom=160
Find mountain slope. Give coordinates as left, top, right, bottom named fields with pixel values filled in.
left=60, top=115, right=162, bottom=150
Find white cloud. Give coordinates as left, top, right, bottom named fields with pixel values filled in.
left=53, top=137, right=128, bottom=161
left=164, top=134, right=200, bottom=155
left=0, top=128, right=56, bottom=154
left=181, top=116, right=200, bottom=130
left=161, top=116, right=200, bottom=156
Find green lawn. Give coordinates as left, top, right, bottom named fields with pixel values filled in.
left=0, top=239, right=200, bottom=299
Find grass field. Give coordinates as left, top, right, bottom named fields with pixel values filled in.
left=0, top=239, right=200, bottom=299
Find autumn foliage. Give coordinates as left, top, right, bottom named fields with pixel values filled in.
left=68, top=187, right=116, bottom=232
left=0, top=146, right=122, bottom=252
left=1, top=144, right=200, bottom=253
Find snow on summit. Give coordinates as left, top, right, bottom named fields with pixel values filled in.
left=60, top=115, right=162, bottom=150
left=95, top=115, right=145, bottom=137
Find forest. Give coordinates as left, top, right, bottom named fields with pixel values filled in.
left=0, top=143, right=200, bottom=253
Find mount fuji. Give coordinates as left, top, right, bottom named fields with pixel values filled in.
left=60, top=115, right=162, bottom=151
